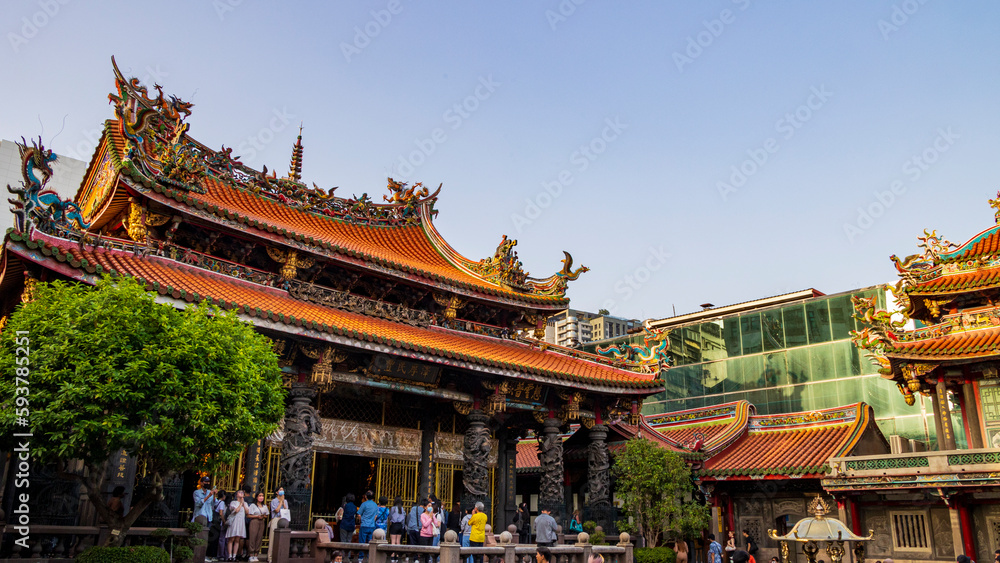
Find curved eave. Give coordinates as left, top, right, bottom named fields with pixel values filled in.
left=120, top=169, right=569, bottom=311
left=938, top=223, right=1000, bottom=263
left=6, top=231, right=657, bottom=394
left=75, top=121, right=131, bottom=232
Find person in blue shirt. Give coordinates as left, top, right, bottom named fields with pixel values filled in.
left=406, top=498, right=426, bottom=545
left=192, top=476, right=217, bottom=522
left=358, top=490, right=379, bottom=543
left=340, top=493, right=358, bottom=542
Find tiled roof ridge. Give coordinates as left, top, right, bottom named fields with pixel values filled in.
left=6, top=231, right=657, bottom=391
left=938, top=222, right=1000, bottom=262
left=429, top=324, right=643, bottom=371
left=644, top=400, right=746, bottom=425
left=132, top=178, right=568, bottom=306
left=97, top=120, right=569, bottom=307
left=747, top=402, right=860, bottom=431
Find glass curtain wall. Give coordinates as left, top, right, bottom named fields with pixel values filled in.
left=593, top=288, right=933, bottom=442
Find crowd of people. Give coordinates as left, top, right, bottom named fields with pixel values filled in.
left=191, top=478, right=504, bottom=563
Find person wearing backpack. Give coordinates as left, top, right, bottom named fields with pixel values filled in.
left=375, top=496, right=391, bottom=534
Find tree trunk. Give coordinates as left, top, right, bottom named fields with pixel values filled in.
left=59, top=461, right=168, bottom=547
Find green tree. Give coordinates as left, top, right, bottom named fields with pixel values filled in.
left=598, top=309, right=611, bottom=316
left=0, top=276, right=286, bottom=545
left=613, top=438, right=710, bottom=547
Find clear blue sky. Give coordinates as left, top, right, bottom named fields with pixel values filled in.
left=4, top=1, right=1000, bottom=319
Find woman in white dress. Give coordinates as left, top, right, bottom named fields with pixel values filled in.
left=225, top=489, right=249, bottom=561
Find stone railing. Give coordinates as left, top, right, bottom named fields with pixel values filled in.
left=270, top=523, right=633, bottom=563
left=0, top=524, right=193, bottom=561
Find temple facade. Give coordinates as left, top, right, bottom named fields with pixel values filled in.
left=826, top=196, right=1000, bottom=562
left=0, top=58, right=668, bottom=533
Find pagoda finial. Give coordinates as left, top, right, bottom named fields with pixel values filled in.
left=288, top=123, right=304, bottom=183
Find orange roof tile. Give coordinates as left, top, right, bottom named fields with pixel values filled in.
left=911, top=267, right=1000, bottom=295
left=698, top=404, right=872, bottom=479
left=7, top=232, right=657, bottom=391
left=887, top=325, right=1000, bottom=360
left=101, top=121, right=569, bottom=307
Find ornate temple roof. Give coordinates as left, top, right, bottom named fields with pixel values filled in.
left=69, top=59, right=587, bottom=309
left=697, top=403, right=881, bottom=480
left=512, top=402, right=884, bottom=476
left=2, top=229, right=657, bottom=392
left=851, top=195, right=1000, bottom=403
left=1, top=60, right=669, bottom=396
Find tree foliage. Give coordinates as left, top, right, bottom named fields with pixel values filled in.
left=613, top=438, right=710, bottom=547
left=0, top=276, right=286, bottom=544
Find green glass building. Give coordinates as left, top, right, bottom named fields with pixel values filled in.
left=584, top=287, right=937, bottom=444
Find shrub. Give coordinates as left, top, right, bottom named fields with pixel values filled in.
left=583, top=520, right=597, bottom=533
left=149, top=528, right=172, bottom=544
left=635, top=547, right=677, bottom=563
left=76, top=545, right=169, bottom=563
left=173, top=545, right=194, bottom=563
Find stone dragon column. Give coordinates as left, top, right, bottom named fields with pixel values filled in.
left=279, top=383, right=321, bottom=530
left=462, top=410, right=493, bottom=512
left=586, top=424, right=612, bottom=529
left=538, top=416, right=565, bottom=523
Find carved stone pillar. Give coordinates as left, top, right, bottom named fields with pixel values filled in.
left=538, top=416, right=565, bottom=522
left=585, top=424, right=613, bottom=529
left=462, top=410, right=492, bottom=511
left=280, top=383, right=321, bottom=529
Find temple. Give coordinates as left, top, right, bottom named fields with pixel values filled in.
left=0, top=58, right=668, bottom=531
left=828, top=195, right=1000, bottom=562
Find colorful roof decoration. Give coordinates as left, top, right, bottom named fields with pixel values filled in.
left=697, top=403, right=880, bottom=480
left=2, top=229, right=658, bottom=392
left=74, top=57, right=586, bottom=307
left=513, top=402, right=884, bottom=478
left=595, top=326, right=671, bottom=375
left=645, top=400, right=752, bottom=456
left=851, top=194, right=1000, bottom=404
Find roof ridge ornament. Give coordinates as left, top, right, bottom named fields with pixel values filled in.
left=7, top=136, right=91, bottom=235
left=288, top=123, right=304, bottom=183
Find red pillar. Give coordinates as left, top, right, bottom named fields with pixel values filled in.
left=849, top=498, right=862, bottom=535
left=958, top=501, right=976, bottom=558
left=725, top=495, right=735, bottom=535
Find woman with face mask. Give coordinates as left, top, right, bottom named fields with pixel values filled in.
left=267, top=488, right=288, bottom=563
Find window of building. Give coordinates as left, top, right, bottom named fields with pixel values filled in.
left=889, top=511, right=930, bottom=552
